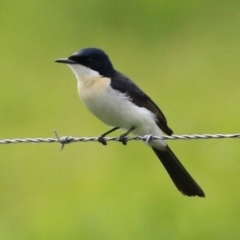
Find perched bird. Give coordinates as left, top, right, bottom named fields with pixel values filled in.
left=55, top=48, right=205, bottom=197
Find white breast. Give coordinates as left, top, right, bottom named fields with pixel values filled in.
left=67, top=63, right=166, bottom=149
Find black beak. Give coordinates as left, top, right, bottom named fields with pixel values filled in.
left=55, top=58, right=77, bottom=64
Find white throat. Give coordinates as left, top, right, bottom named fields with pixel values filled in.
left=67, top=64, right=101, bottom=83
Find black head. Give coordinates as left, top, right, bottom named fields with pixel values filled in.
left=56, top=48, right=114, bottom=78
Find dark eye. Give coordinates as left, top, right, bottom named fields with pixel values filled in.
left=86, top=58, right=92, bottom=64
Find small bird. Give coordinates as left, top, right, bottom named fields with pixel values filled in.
left=55, top=48, right=205, bottom=197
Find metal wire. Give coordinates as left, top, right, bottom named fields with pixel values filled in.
left=0, top=130, right=239, bottom=149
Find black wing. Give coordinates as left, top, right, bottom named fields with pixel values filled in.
left=111, top=71, right=173, bottom=135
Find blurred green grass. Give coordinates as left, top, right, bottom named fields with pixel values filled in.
left=1, top=0, right=240, bottom=239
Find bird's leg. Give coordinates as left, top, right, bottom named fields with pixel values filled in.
left=98, top=127, right=120, bottom=146
left=119, top=127, right=136, bottom=145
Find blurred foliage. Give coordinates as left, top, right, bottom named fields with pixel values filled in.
left=0, top=0, right=240, bottom=239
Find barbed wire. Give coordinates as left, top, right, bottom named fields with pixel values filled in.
left=0, top=130, right=239, bottom=150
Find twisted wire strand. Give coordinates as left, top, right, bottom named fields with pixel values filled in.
left=0, top=132, right=239, bottom=145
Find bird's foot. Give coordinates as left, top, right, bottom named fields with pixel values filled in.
left=98, top=135, right=107, bottom=146
left=119, top=135, right=128, bottom=145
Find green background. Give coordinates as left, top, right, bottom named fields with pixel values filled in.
left=1, top=0, right=240, bottom=239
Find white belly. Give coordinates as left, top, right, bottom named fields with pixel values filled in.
left=78, top=79, right=167, bottom=149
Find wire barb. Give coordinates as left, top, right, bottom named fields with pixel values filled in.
left=0, top=132, right=240, bottom=146
left=144, top=134, right=153, bottom=145
left=54, top=129, right=74, bottom=150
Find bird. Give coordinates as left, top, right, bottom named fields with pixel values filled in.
left=55, top=47, right=205, bottom=197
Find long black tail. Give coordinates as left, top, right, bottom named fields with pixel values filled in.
left=152, top=146, right=205, bottom=197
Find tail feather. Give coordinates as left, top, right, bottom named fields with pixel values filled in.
left=152, top=146, right=205, bottom=197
